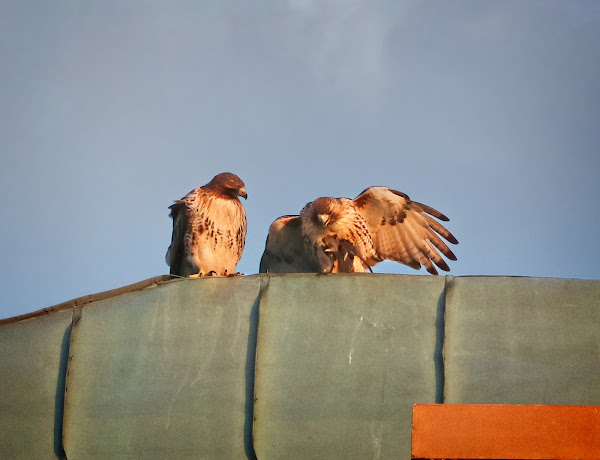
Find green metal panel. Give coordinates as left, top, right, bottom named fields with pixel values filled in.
left=444, top=276, right=600, bottom=404
left=62, top=276, right=260, bottom=460
left=253, top=274, right=445, bottom=460
left=0, top=309, right=73, bottom=459
left=2, top=274, right=599, bottom=459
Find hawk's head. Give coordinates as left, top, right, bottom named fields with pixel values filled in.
left=209, top=172, right=247, bottom=200
left=309, top=197, right=342, bottom=227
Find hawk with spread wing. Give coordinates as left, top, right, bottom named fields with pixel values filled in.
left=260, top=186, right=457, bottom=274
left=166, top=172, right=247, bottom=277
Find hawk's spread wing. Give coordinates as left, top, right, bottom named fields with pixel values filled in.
left=259, top=215, right=320, bottom=273
left=353, top=186, right=458, bottom=275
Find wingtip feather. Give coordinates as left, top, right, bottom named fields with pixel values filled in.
left=446, top=233, right=459, bottom=245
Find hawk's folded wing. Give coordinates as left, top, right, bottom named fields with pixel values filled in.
left=259, top=215, right=321, bottom=273
left=165, top=201, right=189, bottom=276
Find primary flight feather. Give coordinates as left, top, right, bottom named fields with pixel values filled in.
left=166, top=172, right=247, bottom=277
left=260, top=186, right=457, bottom=274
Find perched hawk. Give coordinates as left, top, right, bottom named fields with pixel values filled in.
left=260, top=186, right=458, bottom=275
left=166, top=172, right=247, bottom=277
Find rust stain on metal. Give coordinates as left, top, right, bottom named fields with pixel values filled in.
left=412, top=404, right=600, bottom=459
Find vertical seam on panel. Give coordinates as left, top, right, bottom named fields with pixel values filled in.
left=434, top=276, right=453, bottom=403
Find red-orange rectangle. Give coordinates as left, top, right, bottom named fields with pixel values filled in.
left=412, top=404, right=600, bottom=459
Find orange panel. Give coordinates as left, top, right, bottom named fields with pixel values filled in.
left=412, top=404, right=600, bottom=459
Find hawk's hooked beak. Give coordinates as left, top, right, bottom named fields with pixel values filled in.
left=238, top=188, right=248, bottom=200
left=317, top=214, right=330, bottom=227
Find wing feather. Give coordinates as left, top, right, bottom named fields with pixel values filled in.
left=426, top=228, right=457, bottom=261
left=394, top=225, right=422, bottom=269
left=411, top=200, right=450, bottom=221
left=402, top=222, right=437, bottom=274
left=165, top=202, right=193, bottom=276
left=426, top=240, right=450, bottom=272
left=353, top=186, right=458, bottom=274
left=422, top=214, right=459, bottom=244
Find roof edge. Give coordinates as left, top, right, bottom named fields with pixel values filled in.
left=0, top=275, right=173, bottom=327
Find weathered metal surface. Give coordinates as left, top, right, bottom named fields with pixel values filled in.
left=253, top=273, right=445, bottom=460
left=62, top=276, right=260, bottom=460
left=0, top=309, right=73, bottom=459
left=2, top=274, right=600, bottom=459
left=444, top=276, right=600, bottom=404
left=412, top=404, right=600, bottom=459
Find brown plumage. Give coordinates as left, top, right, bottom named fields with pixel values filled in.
left=166, top=172, right=247, bottom=277
left=260, top=186, right=458, bottom=275
left=259, top=216, right=320, bottom=273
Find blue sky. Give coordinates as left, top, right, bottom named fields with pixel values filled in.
left=1, top=1, right=599, bottom=319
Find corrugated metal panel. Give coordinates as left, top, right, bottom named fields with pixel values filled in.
left=62, top=276, right=260, bottom=459
left=444, top=276, right=600, bottom=404
left=253, top=274, right=445, bottom=460
left=0, top=309, right=73, bottom=459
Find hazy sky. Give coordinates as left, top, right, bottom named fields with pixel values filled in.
left=1, top=1, right=599, bottom=319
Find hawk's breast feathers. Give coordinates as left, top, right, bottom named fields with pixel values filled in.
left=166, top=172, right=247, bottom=277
